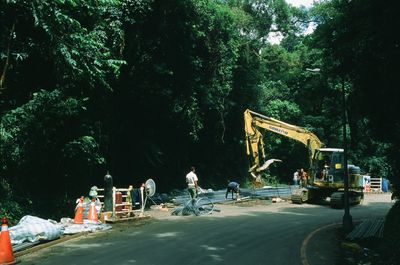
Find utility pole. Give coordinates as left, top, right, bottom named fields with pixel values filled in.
left=341, top=78, right=353, bottom=232
left=306, top=68, right=353, bottom=232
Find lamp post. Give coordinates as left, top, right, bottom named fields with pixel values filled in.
left=306, top=68, right=353, bottom=232
left=341, top=78, right=353, bottom=232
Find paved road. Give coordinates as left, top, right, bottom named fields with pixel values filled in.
left=18, top=194, right=393, bottom=265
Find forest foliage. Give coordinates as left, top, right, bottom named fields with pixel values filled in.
left=1, top=0, right=399, bottom=225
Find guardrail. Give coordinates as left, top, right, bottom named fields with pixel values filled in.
left=172, top=186, right=294, bottom=205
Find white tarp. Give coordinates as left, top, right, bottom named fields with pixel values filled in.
left=9, top=215, right=62, bottom=245
left=9, top=216, right=112, bottom=246
left=59, top=218, right=112, bottom=234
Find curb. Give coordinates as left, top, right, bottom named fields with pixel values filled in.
left=14, top=215, right=154, bottom=258
left=300, top=223, right=341, bottom=265
left=14, top=232, right=88, bottom=257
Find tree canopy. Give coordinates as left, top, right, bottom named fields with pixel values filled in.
left=1, top=0, right=399, bottom=228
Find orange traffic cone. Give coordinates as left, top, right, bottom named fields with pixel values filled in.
left=0, top=217, right=16, bottom=265
left=74, top=196, right=84, bottom=224
left=87, top=198, right=98, bottom=223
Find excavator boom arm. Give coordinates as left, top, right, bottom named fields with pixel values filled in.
left=244, top=109, right=323, bottom=172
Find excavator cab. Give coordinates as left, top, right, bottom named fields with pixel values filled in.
left=311, top=148, right=362, bottom=188
left=312, top=148, right=344, bottom=183
left=307, top=148, right=364, bottom=207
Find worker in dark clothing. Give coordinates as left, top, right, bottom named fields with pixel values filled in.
left=131, top=183, right=145, bottom=210
left=225, top=181, right=240, bottom=200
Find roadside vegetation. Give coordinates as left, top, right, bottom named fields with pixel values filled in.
left=380, top=201, right=400, bottom=265
left=1, top=4, right=399, bottom=262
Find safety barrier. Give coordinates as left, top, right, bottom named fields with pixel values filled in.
left=97, top=187, right=137, bottom=218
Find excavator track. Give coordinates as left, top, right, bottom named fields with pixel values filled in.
left=291, top=188, right=308, bottom=204
left=330, top=191, right=364, bottom=208
left=291, top=194, right=303, bottom=204
left=330, top=192, right=344, bottom=208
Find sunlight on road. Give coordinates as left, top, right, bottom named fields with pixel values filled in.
left=200, top=245, right=225, bottom=262
left=200, top=245, right=224, bottom=251
left=154, top=231, right=181, bottom=238
left=64, top=242, right=113, bottom=249
left=276, top=211, right=311, bottom=216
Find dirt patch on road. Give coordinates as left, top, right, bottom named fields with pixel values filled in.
left=139, top=197, right=286, bottom=221
left=141, top=193, right=393, bottom=221
left=233, top=198, right=275, bottom=207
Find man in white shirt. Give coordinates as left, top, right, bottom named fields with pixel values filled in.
left=293, top=169, right=299, bottom=186
left=186, top=166, right=198, bottom=200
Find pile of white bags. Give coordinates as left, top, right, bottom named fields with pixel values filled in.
left=9, top=215, right=62, bottom=245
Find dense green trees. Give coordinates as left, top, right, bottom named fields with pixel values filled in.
left=310, top=0, right=399, bottom=179
left=111, top=0, right=242, bottom=187
left=1, top=0, right=398, bottom=225
left=0, top=0, right=125, bottom=219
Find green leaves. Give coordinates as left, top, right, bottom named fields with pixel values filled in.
left=63, top=136, right=105, bottom=165
left=0, top=90, right=83, bottom=164
left=263, top=99, right=301, bottom=121
left=2, top=0, right=125, bottom=93
left=311, top=0, right=400, bottom=180
left=119, top=0, right=240, bottom=141
left=0, top=0, right=398, bottom=222
left=0, top=179, right=24, bottom=225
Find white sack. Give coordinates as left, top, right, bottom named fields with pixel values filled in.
left=9, top=215, right=62, bottom=245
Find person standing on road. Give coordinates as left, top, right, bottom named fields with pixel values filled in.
left=225, top=181, right=240, bottom=200
left=299, top=168, right=308, bottom=188
left=186, top=166, right=198, bottom=200
left=293, top=169, right=299, bottom=186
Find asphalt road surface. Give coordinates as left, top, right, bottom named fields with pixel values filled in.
left=18, top=193, right=393, bottom=265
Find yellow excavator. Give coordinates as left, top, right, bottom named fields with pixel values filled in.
left=244, top=109, right=364, bottom=208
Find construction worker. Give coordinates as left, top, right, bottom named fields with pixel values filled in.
left=126, top=185, right=133, bottom=210
left=299, top=168, right=308, bottom=188
left=186, top=166, right=198, bottom=200
left=225, top=181, right=240, bottom=200
left=293, top=169, right=300, bottom=186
